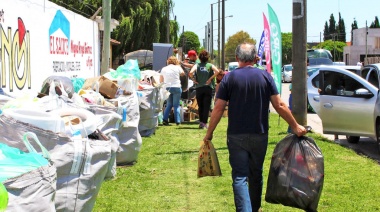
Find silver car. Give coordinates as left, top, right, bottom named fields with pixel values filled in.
left=281, top=64, right=292, bottom=82
left=307, top=65, right=380, bottom=153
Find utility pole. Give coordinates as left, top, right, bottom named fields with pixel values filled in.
left=292, top=0, right=307, bottom=126
left=205, top=25, right=208, bottom=51
left=221, top=0, right=225, bottom=70
left=366, top=20, right=368, bottom=65
left=166, top=0, right=170, bottom=43
left=217, top=0, right=220, bottom=67
left=100, top=0, right=111, bottom=75
left=210, top=4, right=214, bottom=60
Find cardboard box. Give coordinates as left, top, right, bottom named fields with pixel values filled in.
left=98, top=76, right=120, bottom=99
left=82, top=76, right=101, bottom=90
left=184, top=112, right=196, bottom=122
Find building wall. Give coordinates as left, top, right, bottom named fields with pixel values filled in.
left=344, top=28, right=380, bottom=65
left=1, top=0, right=100, bottom=96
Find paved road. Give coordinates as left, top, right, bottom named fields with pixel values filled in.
left=272, top=82, right=380, bottom=164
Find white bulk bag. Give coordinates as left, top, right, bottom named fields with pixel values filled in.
left=0, top=115, right=113, bottom=212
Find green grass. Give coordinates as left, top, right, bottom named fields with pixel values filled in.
left=93, top=114, right=380, bottom=212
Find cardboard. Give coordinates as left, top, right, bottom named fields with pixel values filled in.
left=82, top=76, right=101, bottom=90
left=98, top=76, right=120, bottom=99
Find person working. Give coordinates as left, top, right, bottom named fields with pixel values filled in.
left=189, top=50, right=219, bottom=129
left=161, top=56, right=185, bottom=126
left=203, top=43, right=307, bottom=212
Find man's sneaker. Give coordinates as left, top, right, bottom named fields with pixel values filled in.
left=203, top=123, right=208, bottom=129
left=163, top=120, right=170, bottom=126
left=199, top=122, right=204, bottom=129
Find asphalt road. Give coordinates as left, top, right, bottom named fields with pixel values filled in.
left=271, top=82, right=380, bottom=164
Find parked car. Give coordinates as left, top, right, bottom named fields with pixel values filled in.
left=307, top=49, right=333, bottom=61
left=307, top=65, right=380, bottom=152
left=281, top=64, right=292, bottom=82
left=228, top=62, right=238, bottom=72
left=359, top=63, right=380, bottom=88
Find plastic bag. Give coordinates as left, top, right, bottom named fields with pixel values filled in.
left=265, top=134, right=324, bottom=212
left=197, top=140, right=222, bottom=178
left=39, top=75, right=74, bottom=98
left=0, top=132, right=49, bottom=182
left=112, top=59, right=141, bottom=80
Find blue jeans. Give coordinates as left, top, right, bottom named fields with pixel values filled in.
left=163, top=87, right=182, bottom=123
left=227, top=133, right=268, bottom=212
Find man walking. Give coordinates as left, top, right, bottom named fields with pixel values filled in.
left=203, top=43, right=307, bottom=212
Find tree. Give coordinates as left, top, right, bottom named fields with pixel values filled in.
left=323, top=21, right=329, bottom=41
left=351, top=18, right=358, bottom=45
left=315, top=40, right=347, bottom=61
left=178, top=31, right=201, bottom=54
left=337, top=12, right=346, bottom=42
left=281, top=32, right=292, bottom=65
left=370, top=16, right=380, bottom=28
left=224, top=31, right=256, bottom=63
left=327, top=14, right=337, bottom=40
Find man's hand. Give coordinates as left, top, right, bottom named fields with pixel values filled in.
left=203, top=133, right=213, bottom=142
left=291, top=124, right=307, bottom=137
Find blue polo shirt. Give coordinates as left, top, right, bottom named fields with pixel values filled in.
left=216, top=66, right=278, bottom=134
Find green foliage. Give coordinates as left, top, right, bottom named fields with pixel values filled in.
left=282, top=32, right=292, bottom=65
left=351, top=19, right=358, bottom=45
left=178, top=31, right=201, bottom=54
left=337, top=13, right=346, bottom=42
left=316, top=40, right=347, bottom=61
left=224, top=31, right=256, bottom=63
left=323, top=13, right=345, bottom=42
left=370, top=16, right=380, bottom=28
left=94, top=114, right=380, bottom=211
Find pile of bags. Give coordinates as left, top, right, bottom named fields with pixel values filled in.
left=0, top=59, right=167, bottom=211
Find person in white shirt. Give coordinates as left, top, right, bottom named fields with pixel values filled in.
left=161, top=56, right=185, bottom=125
left=357, top=61, right=363, bottom=66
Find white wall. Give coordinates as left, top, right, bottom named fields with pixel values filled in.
left=344, top=28, right=380, bottom=65
left=1, top=0, right=100, bottom=96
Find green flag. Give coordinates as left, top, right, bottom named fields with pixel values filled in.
left=268, top=4, right=282, bottom=94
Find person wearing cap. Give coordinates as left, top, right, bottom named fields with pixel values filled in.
left=181, top=50, right=199, bottom=69
left=189, top=50, right=219, bottom=129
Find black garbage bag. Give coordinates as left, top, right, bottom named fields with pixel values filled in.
left=265, top=134, right=324, bottom=212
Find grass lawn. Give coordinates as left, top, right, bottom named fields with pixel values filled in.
left=94, top=113, right=380, bottom=212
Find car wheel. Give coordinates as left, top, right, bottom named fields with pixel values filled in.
left=346, top=136, right=360, bottom=143
left=376, top=119, right=380, bottom=153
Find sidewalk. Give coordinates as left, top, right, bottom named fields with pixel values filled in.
left=269, top=106, right=334, bottom=140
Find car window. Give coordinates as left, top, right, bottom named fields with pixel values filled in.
left=311, top=73, right=320, bottom=88
left=284, top=66, right=292, bottom=71
left=307, top=67, right=319, bottom=77
left=361, top=67, right=371, bottom=79
left=321, top=72, right=366, bottom=97
left=366, top=69, right=379, bottom=88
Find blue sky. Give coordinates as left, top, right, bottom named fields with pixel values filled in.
left=172, top=0, right=379, bottom=45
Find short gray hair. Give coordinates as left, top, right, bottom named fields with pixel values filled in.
left=235, top=43, right=257, bottom=63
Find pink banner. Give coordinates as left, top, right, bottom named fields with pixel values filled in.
left=263, top=13, right=272, bottom=74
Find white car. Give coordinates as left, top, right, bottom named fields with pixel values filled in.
left=307, top=65, right=380, bottom=153
left=228, top=62, right=238, bottom=72
left=281, top=64, right=292, bottom=82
